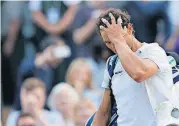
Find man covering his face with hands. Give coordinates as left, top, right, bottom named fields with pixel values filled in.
left=92, top=8, right=173, bottom=126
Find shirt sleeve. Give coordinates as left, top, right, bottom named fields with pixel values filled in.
left=140, top=45, right=171, bottom=74
left=29, top=0, right=42, bottom=11
left=101, top=69, right=110, bottom=89
left=63, top=0, right=81, bottom=6
left=101, top=57, right=111, bottom=89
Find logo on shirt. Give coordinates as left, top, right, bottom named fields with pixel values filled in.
left=115, top=71, right=123, bottom=75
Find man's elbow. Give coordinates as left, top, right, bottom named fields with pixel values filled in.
left=131, top=70, right=146, bottom=83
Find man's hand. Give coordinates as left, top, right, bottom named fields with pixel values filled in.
left=100, top=13, right=127, bottom=44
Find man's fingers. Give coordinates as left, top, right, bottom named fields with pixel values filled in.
left=124, top=26, right=127, bottom=33
left=101, top=18, right=110, bottom=27
left=117, top=16, right=123, bottom=26
left=100, top=25, right=107, bottom=31
left=123, top=26, right=128, bottom=37
left=109, top=12, right=116, bottom=24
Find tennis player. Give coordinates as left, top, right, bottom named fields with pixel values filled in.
left=92, top=8, right=173, bottom=126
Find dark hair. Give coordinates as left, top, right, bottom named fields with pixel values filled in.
left=96, top=8, right=130, bottom=31
left=16, top=113, right=35, bottom=126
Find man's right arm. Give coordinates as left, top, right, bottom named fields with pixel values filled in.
left=92, top=89, right=111, bottom=126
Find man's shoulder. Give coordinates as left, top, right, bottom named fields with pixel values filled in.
left=142, top=43, right=165, bottom=53
left=140, top=43, right=167, bottom=60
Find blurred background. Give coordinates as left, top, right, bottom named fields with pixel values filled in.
left=1, top=1, right=179, bottom=126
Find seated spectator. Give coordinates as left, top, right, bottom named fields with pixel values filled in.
left=13, top=37, right=67, bottom=109
left=74, top=98, right=96, bottom=126
left=16, top=113, right=36, bottom=126
left=47, top=83, right=80, bottom=126
left=66, top=58, right=102, bottom=107
left=28, top=0, right=81, bottom=86
left=6, top=77, right=64, bottom=126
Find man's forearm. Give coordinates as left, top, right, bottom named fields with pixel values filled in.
left=114, top=42, right=147, bottom=81
left=92, top=110, right=109, bottom=126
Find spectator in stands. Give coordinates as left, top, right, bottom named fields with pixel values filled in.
left=71, top=1, right=115, bottom=89
left=47, top=83, right=80, bottom=126
left=13, top=37, right=66, bottom=110
left=123, top=1, right=172, bottom=48
left=29, top=0, right=80, bottom=58
left=66, top=58, right=102, bottom=108
left=1, top=1, right=25, bottom=105
left=16, top=113, right=36, bottom=126
left=166, top=1, right=179, bottom=53
left=72, top=1, right=106, bottom=58
left=29, top=0, right=81, bottom=87
left=74, top=98, right=96, bottom=126
left=6, top=77, right=64, bottom=126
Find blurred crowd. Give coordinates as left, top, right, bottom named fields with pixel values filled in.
left=1, top=1, right=179, bottom=126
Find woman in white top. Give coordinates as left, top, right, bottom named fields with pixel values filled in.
left=65, top=58, right=102, bottom=108
left=47, top=83, right=80, bottom=126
